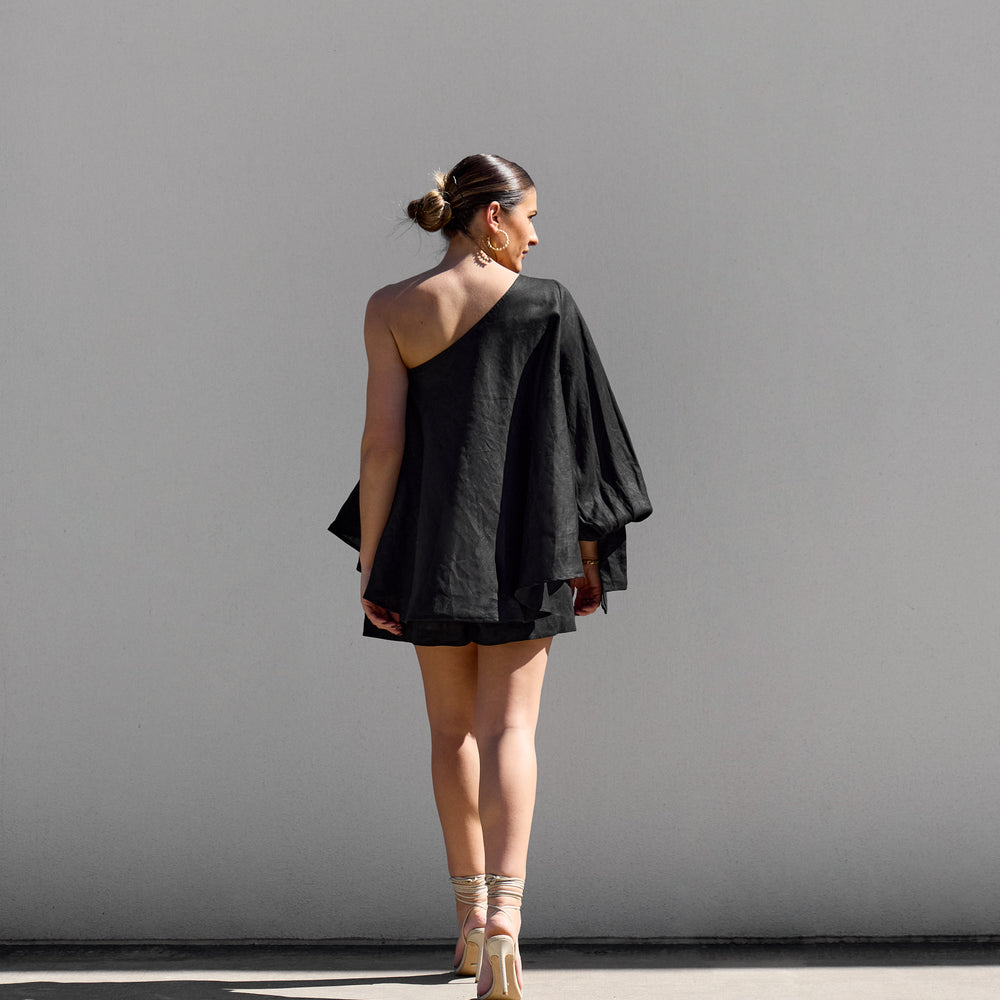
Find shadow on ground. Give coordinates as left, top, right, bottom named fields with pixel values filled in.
left=1, top=942, right=999, bottom=1000
left=0, top=973, right=458, bottom=1000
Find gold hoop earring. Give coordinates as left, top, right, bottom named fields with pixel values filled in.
left=487, top=229, right=509, bottom=252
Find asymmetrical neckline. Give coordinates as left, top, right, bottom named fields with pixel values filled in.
left=407, top=276, right=521, bottom=372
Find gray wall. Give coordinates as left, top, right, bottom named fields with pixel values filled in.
left=3, top=1, right=999, bottom=940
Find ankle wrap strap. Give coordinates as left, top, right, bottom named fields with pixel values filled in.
left=485, top=873, right=525, bottom=916
left=450, top=874, right=488, bottom=909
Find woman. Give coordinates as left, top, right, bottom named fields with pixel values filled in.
left=330, top=154, right=651, bottom=999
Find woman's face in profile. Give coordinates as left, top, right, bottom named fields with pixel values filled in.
left=498, top=187, right=539, bottom=272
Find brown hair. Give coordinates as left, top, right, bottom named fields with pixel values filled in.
left=407, top=154, right=534, bottom=238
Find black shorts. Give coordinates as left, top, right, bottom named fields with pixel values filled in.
left=363, top=581, right=577, bottom=646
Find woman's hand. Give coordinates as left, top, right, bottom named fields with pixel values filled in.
left=360, top=569, right=402, bottom=635
left=571, top=562, right=602, bottom=616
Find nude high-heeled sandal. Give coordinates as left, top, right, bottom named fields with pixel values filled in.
left=477, top=874, right=525, bottom=1000
left=450, top=874, right=487, bottom=976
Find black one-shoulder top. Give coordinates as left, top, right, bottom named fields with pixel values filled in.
left=329, top=275, right=652, bottom=644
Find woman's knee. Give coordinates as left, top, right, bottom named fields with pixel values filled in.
left=474, top=718, right=536, bottom=754
left=428, top=715, right=477, bottom=748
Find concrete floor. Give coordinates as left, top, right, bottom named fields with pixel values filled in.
left=1, top=942, right=1000, bottom=1000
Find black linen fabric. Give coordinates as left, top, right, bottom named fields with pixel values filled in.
left=329, top=275, right=652, bottom=645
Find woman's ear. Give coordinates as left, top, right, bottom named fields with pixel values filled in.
left=485, top=200, right=503, bottom=232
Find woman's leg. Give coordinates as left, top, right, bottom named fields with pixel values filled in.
left=475, top=637, right=551, bottom=943
left=416, top=643, right=486, bottom=963
left=417, top=635, right=551, bottom=987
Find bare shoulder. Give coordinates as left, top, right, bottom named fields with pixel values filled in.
left=363, top=275, right=424, bottom=348
left=363, top=272, right=447, bottom=371
left=366, top=266, right=516, bottom=367
left=369, top=269, right=443, bottom=320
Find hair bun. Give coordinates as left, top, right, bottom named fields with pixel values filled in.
left=407, top=187, right=452, bottom=233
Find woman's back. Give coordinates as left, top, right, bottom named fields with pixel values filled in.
left=378, top=263, right=519, bottom=370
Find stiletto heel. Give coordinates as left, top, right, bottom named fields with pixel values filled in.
left=481, top=934, right=518, bottom=999
left=450, top=874, right=487, bottom=976
left=477, top=875, right=525, bottom=1000
left=461, top=925, right=485, bottom=976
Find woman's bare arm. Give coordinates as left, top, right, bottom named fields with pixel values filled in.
left=358, top=290, right=408, bottom=633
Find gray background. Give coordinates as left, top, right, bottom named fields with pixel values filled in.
left=3, top=1, right=999, bottom=940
